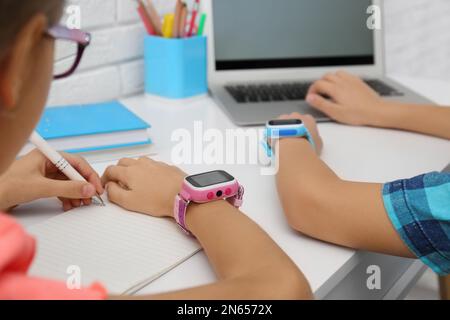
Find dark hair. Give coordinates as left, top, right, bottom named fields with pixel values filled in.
left=0, top=0, right=64, bottom=58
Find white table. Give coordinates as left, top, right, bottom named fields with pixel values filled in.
left=15, top=75, right=450, bottom=299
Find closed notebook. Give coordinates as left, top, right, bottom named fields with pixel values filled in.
left=20, top=101, right=151, bottom=155
left=27, top=200, right=201, bottom=295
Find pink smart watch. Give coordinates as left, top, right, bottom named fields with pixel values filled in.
left=174, top=170, right=244, bottom=236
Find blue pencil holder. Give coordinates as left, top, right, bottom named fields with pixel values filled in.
left=144, top=35, right=208, bottom=99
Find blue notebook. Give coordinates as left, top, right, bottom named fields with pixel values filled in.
left=31, top=101, right=152, bottom=154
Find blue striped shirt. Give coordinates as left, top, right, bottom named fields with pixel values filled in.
left=383, top=172, right=450, bottom=275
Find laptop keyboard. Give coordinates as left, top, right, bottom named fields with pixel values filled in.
left=365, top=80, right=404, bottom=97
left=225, top=79, right=403, bottom=104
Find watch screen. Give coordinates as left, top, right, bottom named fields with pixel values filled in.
left=186, top=170, right=235, bottom=188
left=268, top=119, right=302, bottom=126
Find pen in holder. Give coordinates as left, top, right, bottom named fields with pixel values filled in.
left=144, top=35, right=207, bottom=99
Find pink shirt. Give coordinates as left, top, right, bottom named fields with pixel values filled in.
left=0, top=213, right=107, bottom=300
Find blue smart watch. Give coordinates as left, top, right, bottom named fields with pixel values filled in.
left=263, top=119, right=315, bottom=157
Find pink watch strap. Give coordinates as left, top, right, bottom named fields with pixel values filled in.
left=226, top=185, right=245, bottom=207
left=174, top=195, right=191, bottom=235
left=174, top=185, right=245, bottom=236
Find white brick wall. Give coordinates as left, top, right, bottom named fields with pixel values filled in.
left=47, top=0, right=450, bottom=106
left=47, top=0, right=180, bottom=106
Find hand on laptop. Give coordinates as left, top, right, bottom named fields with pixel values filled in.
left=306, top=71, right=387, bottom=126
left=102, top=157, right=186, bottom=218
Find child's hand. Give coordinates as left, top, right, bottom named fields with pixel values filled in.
left=306, top=71, right=387, bottom=126
left=0, top=149, right=103, bottom=212
left=276, top=113, right=323, bottom=154
left=101, top=157, right=186, bottom=218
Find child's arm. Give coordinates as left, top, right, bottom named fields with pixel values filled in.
left=306, top=71, right=450, bottom=140
left=132, top=201, right=311, bottom=300
left=273, top=114, right=414, bottom=258
left=276, top=138, right=414, bottom=257
left=101, top=158, right=312, bottom=300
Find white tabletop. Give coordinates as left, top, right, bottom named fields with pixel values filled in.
left=15, top=75, right=450, bottom=298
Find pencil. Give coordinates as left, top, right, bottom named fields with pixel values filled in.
left=29, top=131, right=105, bottom=206
left=197, top=13, right=206, bottom=36
left=137, top=0, right=156, bottom=35
left=162, top=14, right=175, bottom=38
left=144, top=0, right=163, bottom=36
left=172, top=0, right=183, bottom=38
left=187, top=0, right=200, bottom=37
left=179, top=4, right=187, bottom=38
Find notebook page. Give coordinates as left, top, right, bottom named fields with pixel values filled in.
left=27, top=201, right=201, bottom=295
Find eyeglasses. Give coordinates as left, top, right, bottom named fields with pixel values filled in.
left=45, top=25, right=91, bottom=79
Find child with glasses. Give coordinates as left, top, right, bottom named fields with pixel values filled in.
left=0, top=1, right=311, bottom=299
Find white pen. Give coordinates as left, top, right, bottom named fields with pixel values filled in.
left=29, top=131, right=105, bottom=206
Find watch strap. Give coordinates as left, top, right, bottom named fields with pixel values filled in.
left=264, top=126, right=315, bottom=157
left=174, top=184, right=245, bottom=237
left=174, top=195, right=191, bottom=235
left=304, top=129, right=316, bottom=151
left=226, top=185, right=245, bottom=207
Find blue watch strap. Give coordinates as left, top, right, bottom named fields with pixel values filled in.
left=304, top=128, right=316, bottom=151
left=263, top=125, right=315, bottom=157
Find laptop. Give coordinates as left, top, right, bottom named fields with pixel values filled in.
left=205, top=0, right=433, bottom=126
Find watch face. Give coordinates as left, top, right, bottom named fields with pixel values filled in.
left=268, top=119, right=302, bottom=126
left=186, top=170, right=235, bottom=188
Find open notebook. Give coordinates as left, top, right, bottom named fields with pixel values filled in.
left=27, top=201, right=201, bottom=295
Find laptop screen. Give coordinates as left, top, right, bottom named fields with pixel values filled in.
left=212, top=0, right=375, bottom=71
